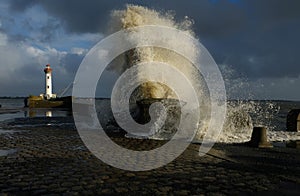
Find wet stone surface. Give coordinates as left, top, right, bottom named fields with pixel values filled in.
left=0, top=119, right=299, bottom=195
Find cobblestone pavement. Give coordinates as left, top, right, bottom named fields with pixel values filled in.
left=0, top=120, right=299, bottom=195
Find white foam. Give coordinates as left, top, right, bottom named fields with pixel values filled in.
left=268, top=131, right=300, bottom=142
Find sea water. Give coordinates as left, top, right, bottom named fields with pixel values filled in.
left=0, top=98, right=299, bottom=143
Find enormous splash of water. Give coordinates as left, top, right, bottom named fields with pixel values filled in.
left=110, top=5, right=203, bottom=101
left=106, top=5, right=279, bottom=143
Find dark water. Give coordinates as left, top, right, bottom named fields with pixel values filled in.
left=1, top=98, right=300, bottom=131
left=0, top=98, right=299, bottom=143
left=0, top=98, right=71, bottom=120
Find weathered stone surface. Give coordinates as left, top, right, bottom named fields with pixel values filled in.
left=0, top=120, right=299, bottom=195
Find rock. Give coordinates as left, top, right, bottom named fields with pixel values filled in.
left=286, top=109, right=300, bottom=132
left=115, top=187, right=129, bottom=193
left=174, top=190, right=190, bottom=195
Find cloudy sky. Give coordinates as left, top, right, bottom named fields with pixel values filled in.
left=0, top=0, right=299, bottom=100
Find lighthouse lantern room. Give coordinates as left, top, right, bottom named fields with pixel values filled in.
left=43, top=64, right=56, bottom=100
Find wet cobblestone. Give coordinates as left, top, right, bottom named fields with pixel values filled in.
left=0, top=123, right=299, bottom=195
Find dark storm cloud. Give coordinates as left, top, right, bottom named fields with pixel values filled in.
left=244, top=0, right=300, bottom=22
left=60, top=53, right=84, bottom=75
left=8, top=0, right=300, bottom=79
left=39, top=18, right=61, bottom=42
left=9, top=0, right=246, bottom=36
left=10, top=0, right=119, bottom=33
left=9, top=0, right=38, bottom=11
left=0, top=62, right=43, bottom=96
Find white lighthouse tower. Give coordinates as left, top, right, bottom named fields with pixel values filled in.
left=43, top=64, right=56, bottom=99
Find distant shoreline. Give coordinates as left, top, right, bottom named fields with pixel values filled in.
left=0, top=97, right=26, bottom=99
left=0, top=97, right=299, bottom=102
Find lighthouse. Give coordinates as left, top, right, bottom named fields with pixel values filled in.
left=25, top=64, right=70, bottom=108
left=43, top=64, right=56, bottom=99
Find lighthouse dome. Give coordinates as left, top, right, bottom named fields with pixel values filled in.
left=44, top=64, right=52, bottom=73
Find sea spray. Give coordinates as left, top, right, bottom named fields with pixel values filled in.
left=104, top=5, right=279, bottom=143
left=109, top=5, right=203, bottom=101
